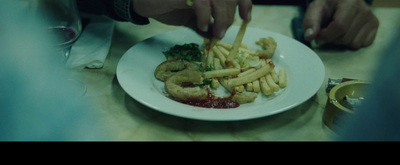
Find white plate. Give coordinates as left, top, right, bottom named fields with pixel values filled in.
left=116, top=26, right=325, bottom=121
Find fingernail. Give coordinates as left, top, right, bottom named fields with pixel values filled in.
left=218, top=29, right=226, bottom=38
left=247, top=11, right=252, bottom=21
left=365, top=30, right=376, bottom=45
left=304, top=28, right=314, bottom=38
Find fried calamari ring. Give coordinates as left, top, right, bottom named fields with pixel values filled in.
left=255, top=37, right=277, bottom=59
left=165, top=70, right=208, bottom=101
left=155, top=60, right=200, bottom=81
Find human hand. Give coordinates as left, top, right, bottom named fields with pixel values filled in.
left=302, top=0, right=379, bottom=49
left=132, top=0, right=252, bottom=39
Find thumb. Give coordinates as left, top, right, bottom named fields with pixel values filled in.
left=302, top=1, right=325, bottom=41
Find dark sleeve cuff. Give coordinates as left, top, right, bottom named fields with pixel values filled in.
left=113, top=0, right=149, bottom=25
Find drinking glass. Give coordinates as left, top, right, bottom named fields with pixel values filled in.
left=32, top=0, right=86, bottom=95
left=43, top=0, right=82, bottom=59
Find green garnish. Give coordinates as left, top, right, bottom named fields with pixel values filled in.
left=199, top=64, right=214, bottom=72
left=203, top=78, right=213, bottom=86
left=199, top=78, right=213, bottom=89
left=163, top=43, right=203, bottom=62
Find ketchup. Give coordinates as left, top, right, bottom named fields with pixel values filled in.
left=179, top=92, right=240, bottom=109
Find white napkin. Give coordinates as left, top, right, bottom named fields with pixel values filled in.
left=66, top=16, right=114, bottom=69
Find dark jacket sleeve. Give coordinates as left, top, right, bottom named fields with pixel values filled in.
left=77, top=0, right=149, bottom=25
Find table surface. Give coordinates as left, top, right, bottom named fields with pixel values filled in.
left=76, top=5, right=400, bottom=141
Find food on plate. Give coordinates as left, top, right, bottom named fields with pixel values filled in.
left=165, top=70, right=208, bottom=101
left=154, top=60, right=200, bottom=81
left=278, top=68, right=287, bottom=88
left=163, top=43, right=203, bottom=61
left=226, top=21, right=248, bottom=67
left=255, top=37, right=277, bottom=59
left=226, top=60, right=275, bottom=87
left=266, top=74, right=280, bottom=92
left=179, top=92, right=240, bottom=108
left=203, top=68, right=240, bottom=79
left=154, top=22, right=287, bottom=108
left=232, top=92, right=258, bottom=104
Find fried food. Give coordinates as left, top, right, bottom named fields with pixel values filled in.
left=252, top=80, right=260, bottom=93
left=266, top=74, right=280, bottom=92
left=226, top=21, right=248, bottom=67
left=227, top=60, right=275, bottom=88
left=278, top=68, right=287, bottom=88
left=212, top=46, right=227, bottom=68
left=255, top=37, right=277, bottom=59
left=155, top=24, right=288, bottom=108
left=203, top=68, right=240, bottom=79
left=270, top=69, right=279, bottom=83
left=260, top=76, right=272, bottom=95
left=155, top=60, right=200, bottom=81
left=232, top=92, right=258, bottom=104
left=164, top=70, right=208, bottom=101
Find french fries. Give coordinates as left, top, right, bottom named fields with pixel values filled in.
left=278, top=68, right=287, bottom=88
left=227, top=61, right=274, bottom=88
left=199, top=22, right=287, bottom=103
left=226, top=21, right=248, bottom=67
left=245, top=82, right=253, bottom=91
left=260, top=77, right=272, bottom=95
left=237, top=68, right=256, bottom=77
left=156, top=21, right=288, bottom=106
left=252, top=80, right=260, bottom=93
left=206, top=48, right=215, bottom=68
left=203, top=68, right=240, bottom=79
left=270, top=69, right=279, bottom=83
left=211, top=78, right=219, bottom=88
left=266, top=74, right=280, bottom=92
left=212, top=46, right=227, bottom=67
